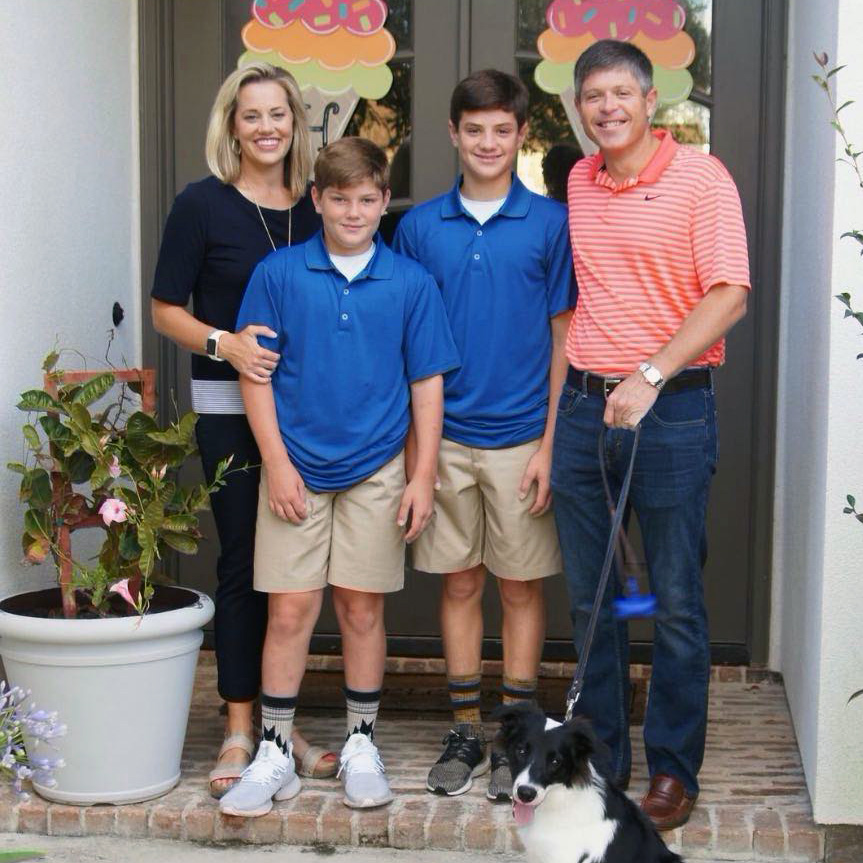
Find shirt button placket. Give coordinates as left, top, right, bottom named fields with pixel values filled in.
left=338, top=277, right=351, bottom=330
left=472, top=224, right=486, bottom=266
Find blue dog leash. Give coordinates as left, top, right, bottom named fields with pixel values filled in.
left=601, top=430, right=658, bottom=622
left=565, top=425, right=647, bottom=722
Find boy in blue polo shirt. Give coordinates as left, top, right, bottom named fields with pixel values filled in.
left=219, top=137, right=458, bottom=817
left=393, top=70, right=576, bottom=802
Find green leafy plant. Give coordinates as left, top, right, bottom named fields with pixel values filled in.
left=7, top=351, right=229, bottom=619
left=815, top=53, right=863, bottom=706
left=815, top=51, right=863, bottom=516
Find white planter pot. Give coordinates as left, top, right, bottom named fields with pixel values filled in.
left=0, top=586, right=214, bottom=805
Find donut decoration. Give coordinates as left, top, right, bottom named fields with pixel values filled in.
left=545, top=0, right=684, bottom=41
left=253, top=0, right=389, bottom=37
left=535, top=0, right=696, bottom=109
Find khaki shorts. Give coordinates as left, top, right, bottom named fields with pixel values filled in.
left=411, top=438, right=561, bottom=581
left=254, top=452, right=406, bottom=594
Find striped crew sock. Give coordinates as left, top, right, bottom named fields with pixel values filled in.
left=448, top=672, right=482, bottom=726
left=345, top=687, right=381, bottom=740
left=501, top=675, right=538, bottom=707
left=261, top=692, right=297, bottom=756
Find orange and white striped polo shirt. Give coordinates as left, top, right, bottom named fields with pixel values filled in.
left=565, top=129, right=751, bottom=375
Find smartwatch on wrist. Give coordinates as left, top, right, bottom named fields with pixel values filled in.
left=206, top=329, right=227, bottom=362
left=638, top=361, right=665, bottom=390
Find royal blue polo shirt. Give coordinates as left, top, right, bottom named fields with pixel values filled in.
left=393, top=175, right=576, bottom=448
left=236, top=231, right=460, bottom=492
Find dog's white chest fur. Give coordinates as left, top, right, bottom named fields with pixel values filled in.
left=518, top=783, right=618, bottom=863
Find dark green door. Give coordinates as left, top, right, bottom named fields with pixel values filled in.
left=142, top=0, right=783, bottom=664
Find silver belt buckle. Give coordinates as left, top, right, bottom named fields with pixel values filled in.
left=603, top=376, right=623, bottom=399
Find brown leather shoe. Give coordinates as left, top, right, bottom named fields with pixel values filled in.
left=640, top=773, right=697, bottom=830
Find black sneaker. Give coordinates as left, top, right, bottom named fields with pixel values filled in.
left=426, top=723, right=489, bottom=796
left=486, top=749, right=512, bottom=802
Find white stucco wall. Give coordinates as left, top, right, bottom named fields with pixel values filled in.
left=773, top=0, right=863, bottom=825
left=0, top=2, right=140, bottom=598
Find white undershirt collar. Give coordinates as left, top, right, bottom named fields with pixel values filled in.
left=329, top=243, right=375, bottom=282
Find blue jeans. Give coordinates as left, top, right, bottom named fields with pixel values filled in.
left=551, top=373, right=717, bottom=794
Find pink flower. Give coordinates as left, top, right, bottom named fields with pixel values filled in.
left=98, top=498, right=128, bottom=526
left=109, top=578, right=138, bottom=610
left=108, top=456, right=121, bottom=478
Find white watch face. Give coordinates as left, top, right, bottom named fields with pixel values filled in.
left=640, top=363, right=662, bottom=386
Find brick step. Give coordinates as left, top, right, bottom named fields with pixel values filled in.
left=0, top=782, right=824, bottom=861
left=293, top=650, right=784, bottom=686
left=0, top=662, right=821, bottom=861
left=291, top=670, right=648, bottom=724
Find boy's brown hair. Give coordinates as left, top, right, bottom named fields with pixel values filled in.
left=449, top=69, right=529, bottom=128
left=313, top=137, right=390, bottom=193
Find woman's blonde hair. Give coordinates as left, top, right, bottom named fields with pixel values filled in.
left=205, top=63, right=313, bottom=200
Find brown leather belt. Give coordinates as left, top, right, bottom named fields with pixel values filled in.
left=567, top=366, right=712, bottom=399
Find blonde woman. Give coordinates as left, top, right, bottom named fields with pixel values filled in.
left=151, top=63, right=336, bottom=796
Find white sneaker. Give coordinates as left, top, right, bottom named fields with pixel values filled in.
left=338, top=733, right=394, bottom=809
left=219, top=740, right=301, bottom=817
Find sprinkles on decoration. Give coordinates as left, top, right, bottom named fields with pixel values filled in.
left=253, top=0, right=388, bottom=35
left=545, top=0, right=684, bottom=41
left=534, top=0, right=695, bottom=109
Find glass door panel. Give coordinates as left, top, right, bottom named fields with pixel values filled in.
left=514, top=0, right=714, bottom=188
left=346, top=0, right=414, bottom=202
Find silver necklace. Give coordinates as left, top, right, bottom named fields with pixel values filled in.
left=242, top=186, right=292, bottom=251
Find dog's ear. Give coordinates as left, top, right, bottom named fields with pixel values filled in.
left=562, top=716, right=598, bottom=762
left=492, top=703, right=544, bottom=746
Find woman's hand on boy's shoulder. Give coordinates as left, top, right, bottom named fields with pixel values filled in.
left=398, top=475, right=436, bottom=544
left=220, top=325, right=280, bottom=383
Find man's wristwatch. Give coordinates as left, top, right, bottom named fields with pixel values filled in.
left=206, top=329, right=227, bottom=362
left=638, top=361, right=665, bottom=390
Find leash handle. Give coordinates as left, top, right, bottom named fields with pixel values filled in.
left=565, top=426, right=640, bottom=722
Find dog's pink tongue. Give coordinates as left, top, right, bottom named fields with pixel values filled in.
left=512, top=801, right=535, bottom=827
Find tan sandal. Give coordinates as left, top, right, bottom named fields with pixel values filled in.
left=208, top=731, right=255, bottom=798
left=295, top=744, right=339, bottom=779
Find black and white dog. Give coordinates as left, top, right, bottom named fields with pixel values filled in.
left=496, top=704, right=682, bottom=863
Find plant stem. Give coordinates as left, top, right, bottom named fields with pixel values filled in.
left=57, top=525, right=77, bottom=619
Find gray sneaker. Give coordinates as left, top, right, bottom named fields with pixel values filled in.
left=426, top=723, right=489, bottom=796
left=339, top=733, right=394, bottom=809
left=219, top=740, right=301, bottom=817
left=486, top=749, right=513, bottom=802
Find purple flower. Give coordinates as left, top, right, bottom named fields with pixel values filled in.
left=0, top=683, right=65, bottom=794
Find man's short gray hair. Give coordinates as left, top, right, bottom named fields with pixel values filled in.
left=573, top=39, right=654, bottom=102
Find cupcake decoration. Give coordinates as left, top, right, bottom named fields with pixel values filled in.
left=239, top=0, right=396, bottom=150
left=535, top=0, right=697, bottom=149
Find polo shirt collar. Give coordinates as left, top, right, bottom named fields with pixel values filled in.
left=440, top=173, right=531, bottom=220
left=589, top=129, right=679, bottom=191
left=304, top=229, right=394, bottom=280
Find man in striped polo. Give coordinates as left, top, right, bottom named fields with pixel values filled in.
left=551, top=40, right=750, bottom=831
